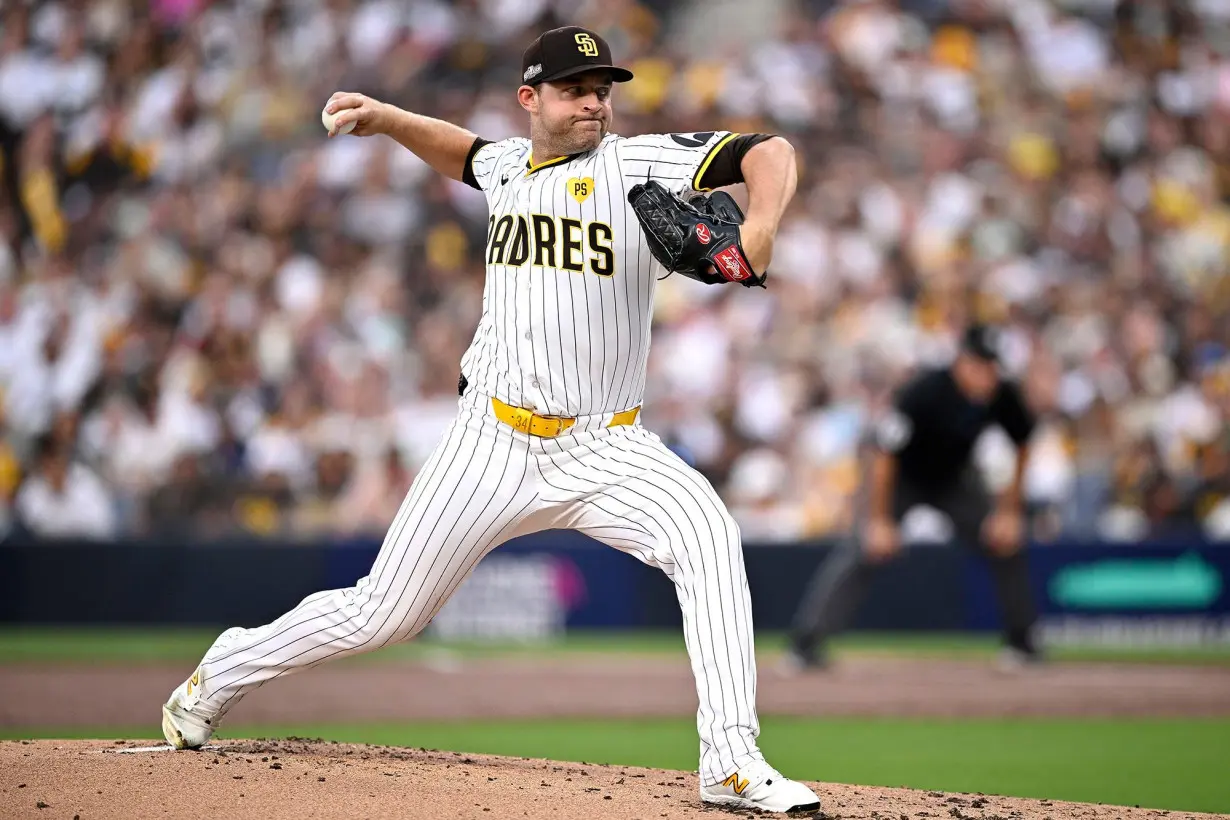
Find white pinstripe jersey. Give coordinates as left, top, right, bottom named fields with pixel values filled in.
left=459, top=130, right=739, bottom=417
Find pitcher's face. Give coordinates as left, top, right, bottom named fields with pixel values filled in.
left=522, top=70, right=613, bottom=155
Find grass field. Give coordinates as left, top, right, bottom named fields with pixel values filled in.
left=3, top=627, right=1230, bottom=666
left=4, top=717, right=1228, bottom=813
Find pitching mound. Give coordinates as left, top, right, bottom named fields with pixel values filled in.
left=2, top=740, right=1224, bottom=820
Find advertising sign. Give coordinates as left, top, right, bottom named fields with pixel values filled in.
left=965, top=545, right=1230, bottom=646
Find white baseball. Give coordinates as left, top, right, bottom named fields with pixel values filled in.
left=322, top=106, right=355, bottom=136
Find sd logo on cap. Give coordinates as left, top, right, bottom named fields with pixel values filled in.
left=520, top=26, right=635, bottom=87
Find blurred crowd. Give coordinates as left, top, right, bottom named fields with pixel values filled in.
left=0, top=0, right=1228, bottom=544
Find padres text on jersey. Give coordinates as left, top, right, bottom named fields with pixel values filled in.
left=460, top=131, right=740, bottom=417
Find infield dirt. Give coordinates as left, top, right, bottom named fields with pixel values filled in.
left=3, top=739, right=1228, bottom=820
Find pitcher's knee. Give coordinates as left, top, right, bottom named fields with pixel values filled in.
left=322, top=588, right=400, bottom=650
left=335, top=611, right=399, bottom=651
left=680, top=504, right=743, bottom=563
left=331, top=575, right=445, bottom=650
left=712, top=507, right=742, bottom=552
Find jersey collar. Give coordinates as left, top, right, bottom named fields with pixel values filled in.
left=524, top=136, right=613, bottom=176
left=524, top=153, right=577, bottom=176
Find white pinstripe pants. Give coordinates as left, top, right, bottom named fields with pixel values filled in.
left=190, top=391, right=764, bottom=784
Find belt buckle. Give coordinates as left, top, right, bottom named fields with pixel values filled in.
left=495, top=397, right=572, bottom=438
left=533, top=413, right=564, bottom=438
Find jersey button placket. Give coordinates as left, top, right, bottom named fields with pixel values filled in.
left=520, top=171, right=538, bottom=409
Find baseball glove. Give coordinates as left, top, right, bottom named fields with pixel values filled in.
left=627, top=180, right=766, bottom=288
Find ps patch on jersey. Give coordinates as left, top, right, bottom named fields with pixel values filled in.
left=568, top=177, right=594, bottom=204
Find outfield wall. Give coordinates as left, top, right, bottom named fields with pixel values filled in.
left=3, top=533, right=1230, bottom=644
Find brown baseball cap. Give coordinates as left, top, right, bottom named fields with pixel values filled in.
left=521, top=26, right=634, bottom=86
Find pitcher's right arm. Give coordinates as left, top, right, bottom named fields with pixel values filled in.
left=324, top=92, right=487, bottom=186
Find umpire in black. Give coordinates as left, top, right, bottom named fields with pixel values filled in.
left=788, top=325, right=1040, bottom=668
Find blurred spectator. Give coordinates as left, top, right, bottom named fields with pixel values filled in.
left=0, top=431, right=20, bottom=539
left=292, top=446, right=355, bottom=535
left=14, top=433, right=116, bottom=540
left=0, top=0, right=1227, bottom=544
left=146, top=452, right=228, bottom=538
left=333, top=446, right=415, bottom=536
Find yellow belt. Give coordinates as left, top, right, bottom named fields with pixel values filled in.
left=491, top=398, right=640, bottom=438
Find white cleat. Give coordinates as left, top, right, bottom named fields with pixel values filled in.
left=700, top=760, right=821, bottom=814
left=160, top=667, right=215, bottom=750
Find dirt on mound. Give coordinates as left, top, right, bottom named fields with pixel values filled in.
left=1, top=740, right=1224, bottom=820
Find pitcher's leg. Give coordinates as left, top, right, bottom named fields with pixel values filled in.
left=542, top=429, right=760, bottom=785
left=165, top=407, right=541, bottom=737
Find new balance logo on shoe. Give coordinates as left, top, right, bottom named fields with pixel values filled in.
left=700, top=761, right=820, bottom=813
left=723, top=772, right=749, bottom=795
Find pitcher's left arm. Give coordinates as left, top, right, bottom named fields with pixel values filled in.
left=690, top=135, right=798, bottom=272
left=734, top=138, right=797, bottom=274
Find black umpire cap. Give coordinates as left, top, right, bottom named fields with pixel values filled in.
left=521, top=26, right=635, bottom=86
left=961, top=324, right=1002, bottom=364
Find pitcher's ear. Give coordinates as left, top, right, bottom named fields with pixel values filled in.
left=517, top=85, right=538, bottom=113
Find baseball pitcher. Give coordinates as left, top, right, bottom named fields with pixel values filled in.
left=161, top=25, right=818, bottom=814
